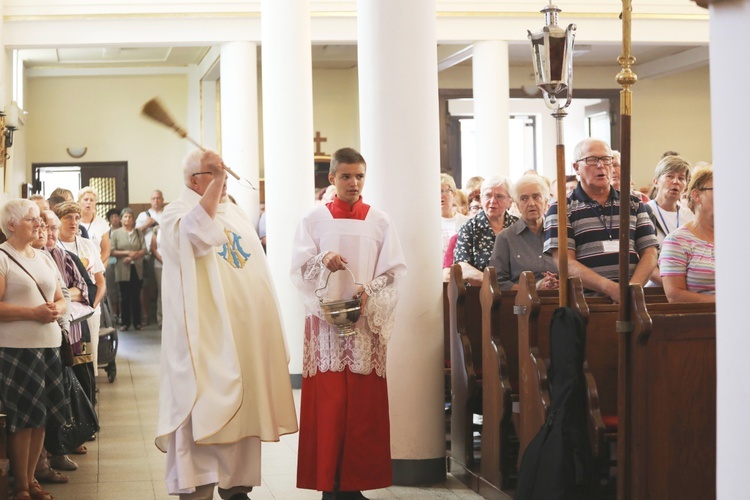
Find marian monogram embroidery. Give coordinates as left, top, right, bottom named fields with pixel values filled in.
left=218, top=228, right=251, bottom=269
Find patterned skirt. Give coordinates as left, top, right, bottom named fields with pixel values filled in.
left=0, top=347, right=70, bottom=433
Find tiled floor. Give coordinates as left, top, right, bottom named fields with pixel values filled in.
left=41, top=325, right=483, bottom=499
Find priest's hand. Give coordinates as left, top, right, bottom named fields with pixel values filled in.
left=322, top=251, right=348, bottom=272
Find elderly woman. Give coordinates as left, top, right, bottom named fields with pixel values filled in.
left=646, top=156, right=694, bottom=244
left=110, top=208, right=147, bottom=331
left=0, top=199, right=69, bottom=500
left=453, top=175, right=518, bottom=286
left=440, top=173, right=469, bottom=255
left=645, top=156, right=694, bottom=286
left=659, top=167, right=715, bottom=302
left=78, top=186, right=111, bottom=267
left=55, top=201, right=106, bottom=374
left=489, top=174, right=558, bottom=291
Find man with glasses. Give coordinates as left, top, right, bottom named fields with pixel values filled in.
left=543, top=138, right=658, bottom=302
left=156, top=149, right=297, bottom=500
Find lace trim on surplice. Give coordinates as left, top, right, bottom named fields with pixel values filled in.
left=292, top=252, right=400, bottom=377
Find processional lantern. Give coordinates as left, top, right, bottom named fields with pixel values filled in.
left=528, top=2, right=576, bottom=306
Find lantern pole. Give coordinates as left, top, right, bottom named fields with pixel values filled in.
left=616, top=1, right=636, bottom=498
left=527, top=2, right=576, bottom=307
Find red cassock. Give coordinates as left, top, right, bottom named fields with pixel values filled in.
left=292, top=196, right=406, bottom=492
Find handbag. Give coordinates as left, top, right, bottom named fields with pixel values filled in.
left=0, top=248, right=73, bottom=366
left=60, top=329, right=75, bottom=367
left=44, top=367, right=100, bottom=455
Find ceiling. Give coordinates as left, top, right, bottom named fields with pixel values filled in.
left=18, top=42, right=707, bottom=72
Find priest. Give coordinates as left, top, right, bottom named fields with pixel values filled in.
left=156, top=149, right=298, bottom=500
left=291, top=147, right=407, bottom=500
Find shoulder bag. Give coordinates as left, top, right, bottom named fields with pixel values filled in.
left=0, top=248, right=74, bottom=367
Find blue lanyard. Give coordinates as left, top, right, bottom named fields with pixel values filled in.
left=588, top=201, right=614, bottom=240
left=654, top=202, right=679, bottom=235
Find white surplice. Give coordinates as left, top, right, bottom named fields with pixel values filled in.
left=156, top=187, right=298, bottom=495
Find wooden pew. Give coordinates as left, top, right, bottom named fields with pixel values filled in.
left=516, top=272, right=666, bottom=474
left=515, top=271, right=559, bottom=464
left=479, top=267, right=518, bottom=497
left=448, top=264, right=483, bottom=481
left=623, top=285, right=716, bottom=499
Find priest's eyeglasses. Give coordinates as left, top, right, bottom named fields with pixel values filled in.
left=577, top=156, right=614, bottom=166
left=191, top=171, right=214, bottom=177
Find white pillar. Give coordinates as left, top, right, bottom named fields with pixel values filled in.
left=711, top=2, right=750, bottom=499
left=472, top=40, right=511, bottom=180
left=261, top=0, right=314, bottom=381
left=220, top=41, right=261, bottom=226
left=186, top=64, right=202, bottom=149
left=358, top=0, right=445, bottom=484
left=200, top=80, right=219, bottom=152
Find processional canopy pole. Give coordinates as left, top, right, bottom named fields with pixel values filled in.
left=616, top=2, right=637, bottom=499
left=528, top=2, right=576, bottom=307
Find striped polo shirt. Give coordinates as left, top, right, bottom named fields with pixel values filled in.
left=543, top=184, right=658, bottom=282
left=658, top=226, right=715, bottom=294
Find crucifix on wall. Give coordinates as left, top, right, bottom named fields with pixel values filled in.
left=314, top=131, right=328, bottom=155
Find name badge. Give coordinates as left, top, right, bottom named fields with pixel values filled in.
left=602, top=239, right=619, bottom=253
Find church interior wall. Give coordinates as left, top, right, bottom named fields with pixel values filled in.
left=24, top=73, right=190, bottom=204
left=311, top=66, right=361, bottom=156
left=18, top=60, right=710, bottom=205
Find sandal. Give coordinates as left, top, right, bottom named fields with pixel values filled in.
left=35, top=467, right=69, bottom=484
left=29, top=481, right=54, bottom=500
left=71, top=444, right=87, bottom=454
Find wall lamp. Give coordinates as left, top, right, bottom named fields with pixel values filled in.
left=2, top=102, right=21, bottom=149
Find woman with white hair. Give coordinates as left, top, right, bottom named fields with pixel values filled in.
left=0, top=199, right=69, bottom=500
left=453, top=175, right=518, bottom=286
left=489, top=174, right=558, bottom=291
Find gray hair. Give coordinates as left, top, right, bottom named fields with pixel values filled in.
left=573, top=138, right=612, bottom=163
left=480, top=175, right=513, bottom=195
left=42, top=210, right=61, bottom=227
left=183, top=148, right=208, bottom=186
left=512, top=174, right=550, bottom=202
left=120, top=207, right=134, bottom=218
left=654, top=155, right=692, bottom=185
left=0, top=199, right=38, bottom=237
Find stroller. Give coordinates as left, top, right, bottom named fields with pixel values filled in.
left=97, top=297, right=118, bottom=383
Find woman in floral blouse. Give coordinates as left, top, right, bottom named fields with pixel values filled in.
left=453, top=175, right=518, bottom=286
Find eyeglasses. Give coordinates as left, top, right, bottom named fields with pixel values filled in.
left=483, top=193, right=510, bottom=202
left=469, top=204, right=482, bottom=212
left=191, top=171, right=214, bottom=177
left=576, top=156, right=614, bottom=166
left=440, top=188, right=454, bottom=195
left=698, top=187, right=713, bottom=191
left=23, top=217, right=42, bottom=226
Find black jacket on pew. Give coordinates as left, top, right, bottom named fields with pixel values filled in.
left=516, top=306, right=597, bottom=500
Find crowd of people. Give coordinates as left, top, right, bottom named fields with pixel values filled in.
left=442, top=138, right=716, bottom=303
left=0, top=139, right=715, bottom=500
left=0, top=186, right=167, bottom=499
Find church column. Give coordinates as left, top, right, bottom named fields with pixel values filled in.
left=220, top=41, right=260, bottom=225
left=472, top=40, right=511, bottom=181
left=260, top=0, right=314, bottom=382
left=358, top=0, right=445, bottom=484
left=710, top=3, right=750, bottom=499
